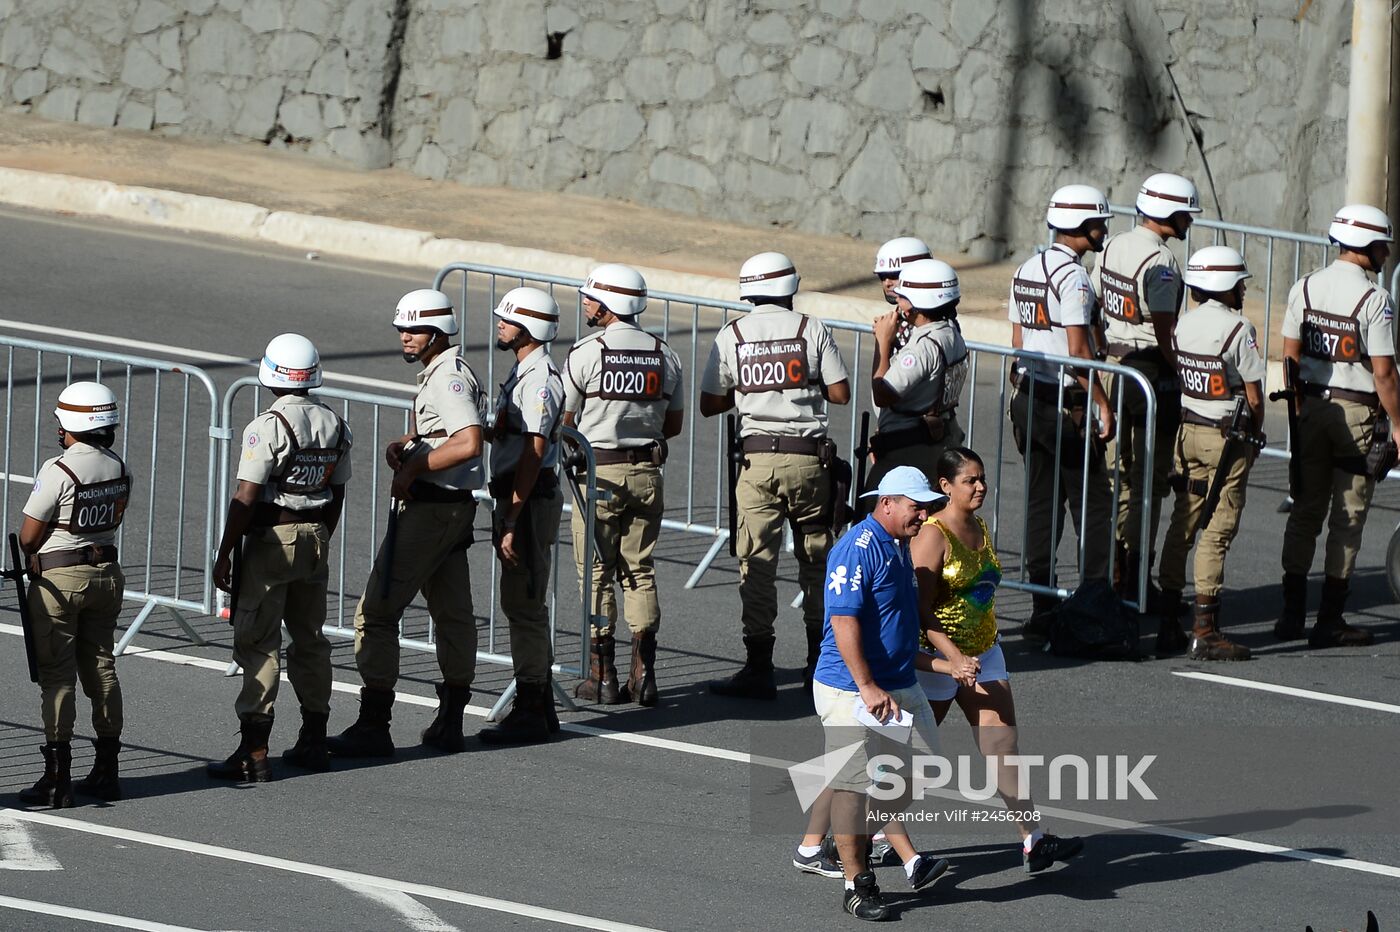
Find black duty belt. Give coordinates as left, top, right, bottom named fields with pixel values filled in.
left=37, top=545, right=118, bottom=572
left=408, top=481, right=476, bottom=504
left=1016, top=381, right=1088, bottom=410
left=869, top=422, right=945, bottom=456
left=593, top=442, right=666, bottom=467
left=1107, top=343, right=1163, bottom=362
left=741, top=435, right=826, bottom=457
left=252, top=503, right=325, bottom=527
left=1181, top=409, right=1230, bottom=430
left=488, top=469, right=560, bottom=499
left=1301, top=382, right=1380, bottom=407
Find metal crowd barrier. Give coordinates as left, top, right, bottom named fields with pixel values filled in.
left=0, top=335, right=218, bottom=651
left=429, top=262, right=1155, bottom=609
left=218, top=377, right=601, bottom=719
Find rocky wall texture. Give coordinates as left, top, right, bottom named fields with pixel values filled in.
left=0, top=0, right=1356, bottom=258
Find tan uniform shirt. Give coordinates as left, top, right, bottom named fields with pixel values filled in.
left=876, top=319, right=969, bottom=432
left=409, top=346, right=487, bottom=490
left=24, top=443, right=131, bottom=555
left=1282, top=260, right=1396, bottom=393
left=1008, top=244, right=1095, bottom=386
left=1173, top=300, right=1266, bottom=421
left=701, top=306, right=849, bottom=438
left=1090, top=225, right=1183, bottom=353
left=564, top=320, right=684, bottom=449
left=492, top=345, right=565, bottom=474
left=237, top=394, right=353, bottom=509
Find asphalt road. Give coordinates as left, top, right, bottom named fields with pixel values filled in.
left=0, top=206, right=1397, bottom=931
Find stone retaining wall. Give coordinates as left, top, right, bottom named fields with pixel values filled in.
left=0, top=0, right=1355, bottom=257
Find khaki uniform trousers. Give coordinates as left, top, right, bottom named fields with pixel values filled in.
left=232, top=522, right=333, bottom=723
left=864, top=416, right=966, bottom=494
left=497, top=486, right=563, bottom=685
left=1281, top=397, right=1378, bottom=579
left=1009, top=385, right=1113, bottom=585
left=734, top=451, right=832, bottom=639
left=29, top=563, right=124, bottom=743
left=355, top=499, right=478, bottom=692
left=1158, top=423, right=1253, bottom=597
left=1109, top=353, right=1177, bottom=554
left=570, top=462, right=663, bottom=639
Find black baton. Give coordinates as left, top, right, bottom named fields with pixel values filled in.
left=5, top=533, right=38, bottom=682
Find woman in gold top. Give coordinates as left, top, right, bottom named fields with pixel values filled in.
left=911, top=447, right=1082, bottom=873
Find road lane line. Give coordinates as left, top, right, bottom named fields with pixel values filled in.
left=0, top=812, right=62, bottom=870
left=332, top=881, right=462, bottom=932
left=4, top=624, right=1397, bottom=881
left=1172, top=670, right=1400, bottom=714
left=0, top=893, right=205, bottom=931
left=3, top=809, right=663, bottom=932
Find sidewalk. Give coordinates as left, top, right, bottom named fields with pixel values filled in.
left=0, top=112, right=1020, bottom=345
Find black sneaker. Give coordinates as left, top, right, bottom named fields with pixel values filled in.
left=1024, top=834, right=1084, bottom=873
left=793, top=838, right=842, bottom=878
left=869, top=835, right=895, bottom=866
left=907, top=854, right=950, bottom=891
left=842, top=871, right=890, bottom=921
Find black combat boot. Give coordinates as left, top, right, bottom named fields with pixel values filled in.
left=1188, top=597, right=1251, bottom=661
left=1309, top=576, right=1374, bottom=648
left=420, top=684, right=472, bottom=753
left=619, top=631, right=658, bottom=707
left=478, top=681, right=554, bottom=745
left=207, top=719, right=274, bottom=782
left=326, top=687, right=395, bottom=757
left=1115, top=545, right=1139, bottom=603
left=1022, top=591, right=1059, bottom=644
left=802, top=626, right=823, bottom=693
left=1154, top=589, right=1189, bottom=658
left=76, top=736, right=122, bottom=801
left=19, top=742, right=74, bottom=808
left=574, top=635, right=621, bottom=704
left=708, top=635, right=778, bottom=700
left=1273, top=572, right=1307, bottom=640
left=282, top=710, right=331, bottom=771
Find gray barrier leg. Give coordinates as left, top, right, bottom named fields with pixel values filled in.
left=487, top=679, right=517, bottom=722
left=551, top=676, right=577, bottom=713
left=113, top=600, right=160, bottom=656
left=224, top=660, right=240, bottom=676
left=791, top=590, right=804, bottom=609
left=684, top=533, right=729, bottom=589
left=164, top=606, right=207, bottom=646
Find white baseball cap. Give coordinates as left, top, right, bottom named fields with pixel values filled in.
left=859, top=465, right=947, bottom=504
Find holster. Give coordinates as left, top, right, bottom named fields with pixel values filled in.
left=1364, top=416, right=1398, bottom=480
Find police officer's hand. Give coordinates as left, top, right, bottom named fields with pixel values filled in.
left=497, top=528, right=520, bottom=567
left=386, top=438, right=408, bottom=471
left=859, top=683, right=900, bottom=724
left=214, top=552, right=233, bottom=593
left=1097, top=407, right=1116, bottom=443
left=873, top=312, right=899, bottom=351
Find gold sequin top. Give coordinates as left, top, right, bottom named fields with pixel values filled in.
left=920, top=516, right=1001, bottom=657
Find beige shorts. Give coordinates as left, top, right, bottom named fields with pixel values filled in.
left=812, top=680, right=941, bottom=793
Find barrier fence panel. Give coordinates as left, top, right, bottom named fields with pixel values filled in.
left=429, top=262, right=1155, bottom=611
left=0, top=335, right=218, bottom=651
left=218, top=377, right=598, bottom=715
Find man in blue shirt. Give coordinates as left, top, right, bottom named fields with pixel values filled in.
left=811, top=466, right=947, bottom=921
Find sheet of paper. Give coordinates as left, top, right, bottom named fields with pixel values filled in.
left=851, top=698, right=912, bottom=744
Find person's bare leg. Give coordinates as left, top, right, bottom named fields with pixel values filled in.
left=956, top=680, right=1040, bottom=841
left=831, top=789, right=871, bottom=881
left=800, top=787, right=833, bottom=848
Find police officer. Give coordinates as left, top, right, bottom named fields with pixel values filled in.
left=563, top=264, right=684, bottom=707
left=1276, top=204, right=1400, bottom=647
left=16, top=382, right=131, bottom=807
left=1091, top=173, right=1199, bottom=609
left=866, top=258, right=969, bottom=493
left=478, top=286, right=567, bottom=744
left=1008, top=185, right=1117, bottom=630
left=873, top=236, right=932, bottom=351
left=208, top=335, right=351, bottom=781
left=701, top=251, right=852, bottom=699
left=1157, top=247, right=1263, bottom=661
left=329, top=290, right=486, bottom=758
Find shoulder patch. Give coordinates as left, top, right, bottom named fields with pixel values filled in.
left=1244, top=331, right=1258, bottom=351
left=31, top=477, right=40, bottom=493
left=448, top=378, right=465, bottom=394
left=899, top=353, right=916, bottom=368
left=246, top=432, right=260, bottom=447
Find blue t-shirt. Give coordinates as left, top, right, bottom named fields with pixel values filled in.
left=813, top=515, right=920, bottom=692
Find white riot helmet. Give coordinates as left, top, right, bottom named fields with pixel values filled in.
left=493, top=286, right=560, bottom=342
left=580, top=264, right=648, bottom=317
left=1046, top=184, right=1111, bottom=232
left=259, top=333, right=323, bottom=390
left=55, top=381, right=120, bottom=433
left=873, top=237, right=931, bottom=276
left=1183, top=246, right=1251, bottom=293
left=1136, top=173, right=1202, bottom=219
left=393, top=288, right=459, bottom=335
left=1328, top=204, right=1394, bottom=249
left=893, top=258, right=960, bottom=313
left=738, top=252, right=800, bottom=300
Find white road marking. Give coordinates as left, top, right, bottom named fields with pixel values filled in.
left=333, top=881, right=462, bottom=932
left=0, top=812, right=63, bottom=871
left=0, top=471, right=34, bottom=484
left=1173, top=670, right=1400, bottom=714
left=3, top=624, right=1397, bottom=882
left=0, top=318, right=411, bottom=395
left=3, top=809, right=663, bottom=932
left=0, top=893, right=205, bottom=931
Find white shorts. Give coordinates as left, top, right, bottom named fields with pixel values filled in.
left=915, top=642, right=1009, bottom=702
